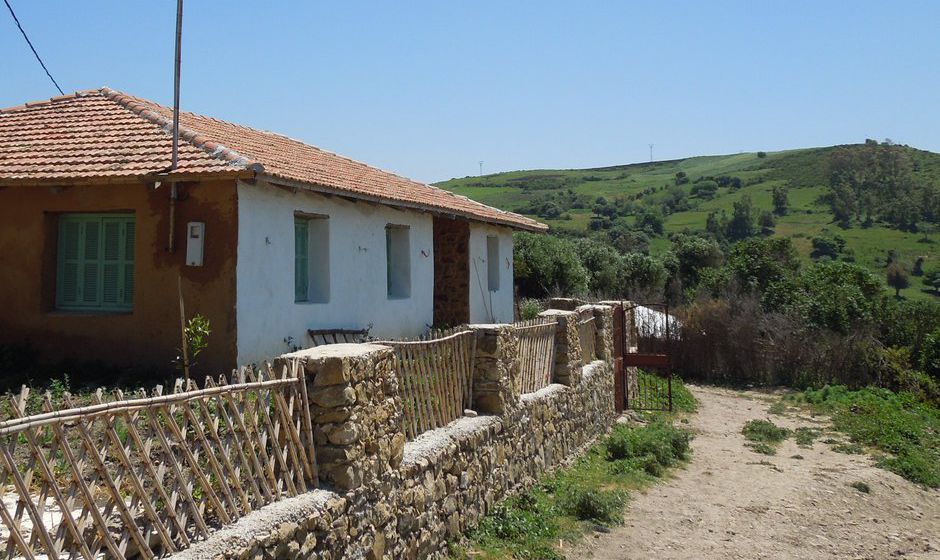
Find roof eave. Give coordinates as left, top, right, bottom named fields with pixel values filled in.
left=0, top=169, right=256, bottom=188
left=254, top=172, right=548, bottom=233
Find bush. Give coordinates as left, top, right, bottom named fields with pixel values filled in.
left=560, top=488, right=626, bottom=525
left=517, top=298, right=543, bottom=320
left=606, top=421, right=691, bottom=466
left=514, top=233, right=589, bottom=298
left=742, top=419, right=790, bottom=444
left=798, top=386, right=940, bottom=487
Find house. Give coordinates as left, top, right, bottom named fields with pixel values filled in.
left=0, top=88, right=546, bottom=373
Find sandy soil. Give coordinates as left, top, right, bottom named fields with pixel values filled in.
left=575, top=386, right=940, bottom=560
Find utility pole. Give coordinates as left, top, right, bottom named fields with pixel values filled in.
left=649, top=144, right=654, bottom=163
left=478, top=160, right=484, bottom=177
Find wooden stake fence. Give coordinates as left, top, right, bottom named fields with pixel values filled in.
left=512, top=319, right=557, bottom=394
left=379, top=329, right=476, bottom=441
left=0, top=362, right=316, bottom=560
left=578, top=315, right=597, bottom=363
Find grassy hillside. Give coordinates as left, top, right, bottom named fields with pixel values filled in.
left=436, top=146, right=940, bottom=299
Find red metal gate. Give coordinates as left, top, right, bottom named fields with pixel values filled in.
left=617, top=302, right=673, bottom=412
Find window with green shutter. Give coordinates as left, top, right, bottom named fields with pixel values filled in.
left=294, top=217, right=309, bottom=302
left=56, top=214, right=135, bottom=311
left=294, top=214, right=330, bottom=304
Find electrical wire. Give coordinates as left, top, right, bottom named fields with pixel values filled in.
left=3, top=0, right=64, bottom=95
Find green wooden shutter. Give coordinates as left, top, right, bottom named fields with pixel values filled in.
left=101, top=219, right=122, bottom=305
left=56, top=214, right=135, bottom=311
left=123, top=220, right=135, bottom=306
left=56, top=218, right=81, bottom=307
left=81, top=220, right=100, bottom=304
left=295, top=218, right=309, bottom=302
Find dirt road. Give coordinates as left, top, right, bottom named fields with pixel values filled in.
left=576, top=386, right=940, bottom=560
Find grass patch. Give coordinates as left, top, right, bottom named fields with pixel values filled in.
left=742, top=419, right=790, bottom=444
left=790, top=385, right=940, bottom=487
left=671, top=376, right=698, bottom=413
left=850, top=481, right=871, bottom=493
left=832, top=442, right=864, bottom=454
left=746, top=442, right=776, bottom=455
left=455, top=419, right=692, bottom=559
left=794, top=427, right=821, bottom=447
left=742, top=419, right=791, bottom=455
left=768, top=401, right=789, bottom=416
left=634, top=371, right=698, bottom=413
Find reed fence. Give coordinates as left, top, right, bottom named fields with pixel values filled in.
left=578, top=315, right=597, bottom=363
left=381, top=329, right=476, bottom=441
left=512, top=319, right=557, bottom=394
left=0, top=363, right=316, bottom=560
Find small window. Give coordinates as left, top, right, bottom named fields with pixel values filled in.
left=56, top=214, right=135, bottom=311
left=295, top=215, right=330, bottom=303
left=487, top=235, right=500, bottom=292
left=386, top=225, right=411, bottom=299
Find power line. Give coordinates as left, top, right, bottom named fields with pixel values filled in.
left=3, top=0, right=64, bottom=95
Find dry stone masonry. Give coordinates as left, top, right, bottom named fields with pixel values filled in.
left=179, top=305, right=617, bottom=560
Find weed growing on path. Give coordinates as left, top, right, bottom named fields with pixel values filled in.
left=794, top=427, right=821, bottom=447
left=790, top=385, right=940, bottom=487
left=832, top=442, right=864, bottom=454
left=454, top=419, right=693, bottom=559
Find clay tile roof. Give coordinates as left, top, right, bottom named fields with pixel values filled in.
left=0, top=88, right=546, bottom=232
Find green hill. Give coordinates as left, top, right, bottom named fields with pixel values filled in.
left=436, top=145, right=940, bottom=299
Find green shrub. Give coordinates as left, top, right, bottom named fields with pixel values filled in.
left=474, top=492, right=558, bottom=542
left=609, top=454, right=665, bottom=477
left=518, top=298, right=543, bottom=320
left=560, top=488, right=625, bottom=526
left=794, top=427, right=821, bottom=447
left=849, top=481, right=871, bottom=493
left=607, top=421, right=691, bottom=465
left=747, top=442, right=776, bottom=455
left=800, top=385, right=940, bottom=487
left=742, top=419, right=790, bottom=444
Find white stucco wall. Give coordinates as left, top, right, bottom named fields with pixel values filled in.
left=236, top=181, right=435, bottom=365
left=468, top=224, right=514, bottom=324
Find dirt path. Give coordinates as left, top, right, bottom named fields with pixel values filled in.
left=576, top=386, right=940, bottom=560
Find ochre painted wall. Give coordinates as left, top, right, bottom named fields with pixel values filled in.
left=0, top=179, right=238, bottom=377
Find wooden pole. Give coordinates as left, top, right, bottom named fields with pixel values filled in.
left=178, top=276, right=190, bottom=381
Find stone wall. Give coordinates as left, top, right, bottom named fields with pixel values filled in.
left=178, top=306, right=616, bottom=560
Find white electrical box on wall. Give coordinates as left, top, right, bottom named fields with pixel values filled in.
left=186, top=222, right=205, bottom=266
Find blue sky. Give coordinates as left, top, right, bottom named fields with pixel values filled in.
left=3, top=1, right=938, bottom=183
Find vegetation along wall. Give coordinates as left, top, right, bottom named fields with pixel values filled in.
left=176, top=306, right=616, bottom=560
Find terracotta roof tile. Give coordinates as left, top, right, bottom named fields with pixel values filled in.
left=0, top=88, right=545, bottom=231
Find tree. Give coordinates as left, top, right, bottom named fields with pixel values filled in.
left=887, top=262, right=910, bottom=297
left=725, top=195, right=756, bottom=241
left=797, top=261, right=883, bottom=333
left=726, top=237, right=800, bottom=295
left=757, top=151, right=767, bottom=158
left=674, top=171, right=689, bottom=186
left=513, top=233, right=589, bottom=297
left=758, top=210, right=776, bottom=234
left=924, top=268, right=940, bottom=295
left=691, top=180, right=719, bottom=199
left=772, top=186, right=789, bottom=216
left=810, top=233, right=846, bottom=260
left=705, top=211, right=724, bottom=239
left=635, top=211, right=664, bottom=236
left=574, top=238, right=624, bottom=296
left=621, top=252, right=668, bottom=296
left=671, top=234, right=723, bottom=289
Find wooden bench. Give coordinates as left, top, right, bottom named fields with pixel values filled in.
left=307, top=328, right=370, bottom=347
